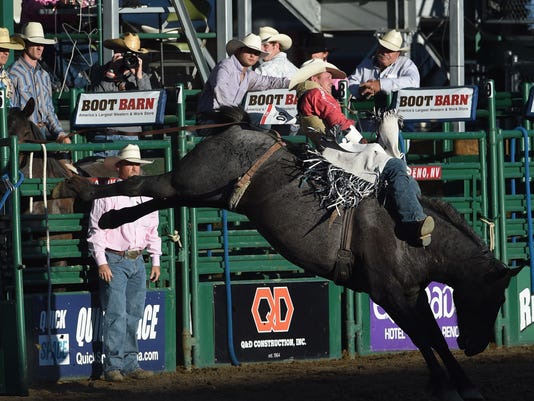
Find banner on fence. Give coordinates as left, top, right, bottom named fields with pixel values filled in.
left=243, top=89, right=298, bottom=125
left=370, top=282, right=458, bottom=351
left=73, top=90, right=167, bottom=127
left=28, top=291, right=166, bottom=379
left=393, top=86, right=479, bottom=122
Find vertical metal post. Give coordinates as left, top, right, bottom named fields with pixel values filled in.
left=216, top=0, right=233, bottom=62
left=0, top=90, right=8, bottom=171
left=450, top=0, right=465, bottom=133
left=169, top=0, right=210, bottom=84
left=102, top=0, right=119, bottom=63
left=176, top=85, right=192, bottom=369
left=237, top=0, right=252, bottom=39
left=10, top=134, right=28, bottom=395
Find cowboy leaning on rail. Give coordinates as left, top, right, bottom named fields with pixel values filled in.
left=291, top=59, right=434, bottom=246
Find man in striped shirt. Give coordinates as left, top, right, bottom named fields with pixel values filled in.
left=9, top=22, right=70, bottom=144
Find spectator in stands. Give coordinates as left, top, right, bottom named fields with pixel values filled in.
left=87, top=143, right=161, bottom=382
left=256, top=26, right=297, bottom=77
left=0, top=27, right=24, bottom=104
left=89, top=32, right=152, bottom=157
left=304, top=32, right=332, bottom=62
left=196, top=33, right=290, bottom=125
left=348, top=29, right=419, bottom=100
left=291, top=59, right=434, bottom=246
left=9, top=22, right=71, bottom=144
left=254, top=27, right=298, bottom=134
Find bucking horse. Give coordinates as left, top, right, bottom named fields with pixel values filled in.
left=55, top=107, right=520, bottom=401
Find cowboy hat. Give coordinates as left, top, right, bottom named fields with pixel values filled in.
left=103, top=32, right=150, bottom=54
left=258, top=26, right=292, bottom=51
left=19, top=22, right=56, bottom=45
left=377, top=29, right=409, bottom=52
left=289, top=59, right=346, bottom=90
left=0, top=27, right=24, bottom=50
left=103, top=144, right=154, bottom=170
left=225, top=33, right=269, bottom=57
left=305, top=32, right=332, bottom=55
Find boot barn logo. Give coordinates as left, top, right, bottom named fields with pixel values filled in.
left=251, top=287, right=294, bottom=333
left=243, top=89, right=298, bottom=125
left=74, top=90, right=167, bottom=127
left=393, top=86, right=478, bottom=122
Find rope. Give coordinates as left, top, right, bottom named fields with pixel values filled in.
left=480, top=217, right=495, bottom=251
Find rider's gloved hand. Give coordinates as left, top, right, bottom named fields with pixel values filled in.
left=344, top=125, right=365, bottom=144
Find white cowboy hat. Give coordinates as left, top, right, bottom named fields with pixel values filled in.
left=103, top=32, right=150, bottom=54
left=103, top=144, right=154, bottom=170
left=225, top=33, right=269, bottom=57
left=0, top=27, right=24, bottom=50
left=289, top=59, right=346, bottom=90
left=377, top=29, right=409, bottom=52
left=19, top=22, right=56, bottom=45
left=258, top=26, right=292, bottom=51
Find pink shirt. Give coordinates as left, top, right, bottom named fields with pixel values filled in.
left=87, top=183, right=161, bottom=267
left=299, top=86, right=354, bottom=131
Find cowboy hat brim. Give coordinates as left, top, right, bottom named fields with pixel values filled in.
left=0, top=36, right=24, bottom=50
left=103, top=38, right=150, bottom=54
left=261, top=33, right=292, bottom=51
left=289, top=60, right=346, bottom=90
left=103, top=155, right=153, bottom=170
left=225, top=39, right=269, bottom=57
left=20, top=35, right=56, bottom=45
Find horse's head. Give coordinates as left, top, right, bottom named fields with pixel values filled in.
left=454, top=258, right=521, bottom=356
left=7, top=98, right=39, bottom=143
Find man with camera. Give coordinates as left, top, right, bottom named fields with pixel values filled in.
left=90, top=33, right=152, bottom=157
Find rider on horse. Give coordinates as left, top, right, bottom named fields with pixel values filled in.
left=291, top=59, right=434, bottom=246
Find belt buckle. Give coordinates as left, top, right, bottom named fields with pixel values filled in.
left=125, top=250, right=141, bottom=259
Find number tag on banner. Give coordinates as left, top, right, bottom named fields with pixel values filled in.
left=73, top=90, right=167, bottom=127
left=392, top=86, right=478, bottom=122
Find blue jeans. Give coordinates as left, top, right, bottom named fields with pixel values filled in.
left=100, top=251, right=146, bottom=374
left=381, top=158, right=426, bottom=223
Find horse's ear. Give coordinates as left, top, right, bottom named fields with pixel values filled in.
left=486, top=260, right=524, bottom=282
left=22, top=98, right=35, bottom=118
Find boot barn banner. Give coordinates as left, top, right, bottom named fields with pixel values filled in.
left=393, top=86, right=479, bottom=122
left=73, top=90, right=167, bottom=127
left=243, top=89, right=298, bottom=125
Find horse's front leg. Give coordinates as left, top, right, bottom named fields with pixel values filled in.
left=378, top=292, right=465, bottom=401
left=57, top=172, right=178, bottom=201
left=419, top=296, right=484, bottom=400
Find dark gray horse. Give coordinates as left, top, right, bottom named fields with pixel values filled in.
left=57, top=108, right=520, bottom=401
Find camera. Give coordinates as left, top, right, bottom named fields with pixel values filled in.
left=122, top=51, right=139, bottom=69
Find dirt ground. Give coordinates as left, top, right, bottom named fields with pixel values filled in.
left=3, top=344, right=534, bottom=401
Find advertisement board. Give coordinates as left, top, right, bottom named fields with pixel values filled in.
left=370, top=282, right=458, bottom=351
left=213, top=281, right=330, bottom=363
left=28, top=291, right=166, bottom=380
left=393, top=86, right=479, bottom=122
left=73, top=90, right=167, bottom=127
left=243, top=89, right=298, bottom=125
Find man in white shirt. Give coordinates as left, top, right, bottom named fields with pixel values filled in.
left=348, top=29, right=419, bottom=100
left=255, top=26, right=297, bottom=78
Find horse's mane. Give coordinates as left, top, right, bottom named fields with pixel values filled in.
left=421, top=196, right=487, bottom=248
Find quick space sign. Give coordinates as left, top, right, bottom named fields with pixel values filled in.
left=29, top=291, right=165, bottom=380
left=393, top=86, right=478, bottom=122
left=214, top=281, right=330, bottom=363
left=73, top=90, right=167, bottom=127
left=370, top=282, right=458, bottom=351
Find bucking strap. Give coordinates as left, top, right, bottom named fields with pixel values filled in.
left=332, top=208, right=355, bottom=285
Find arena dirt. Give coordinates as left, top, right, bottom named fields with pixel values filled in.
left=3, top=344, right=534, bottom=401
